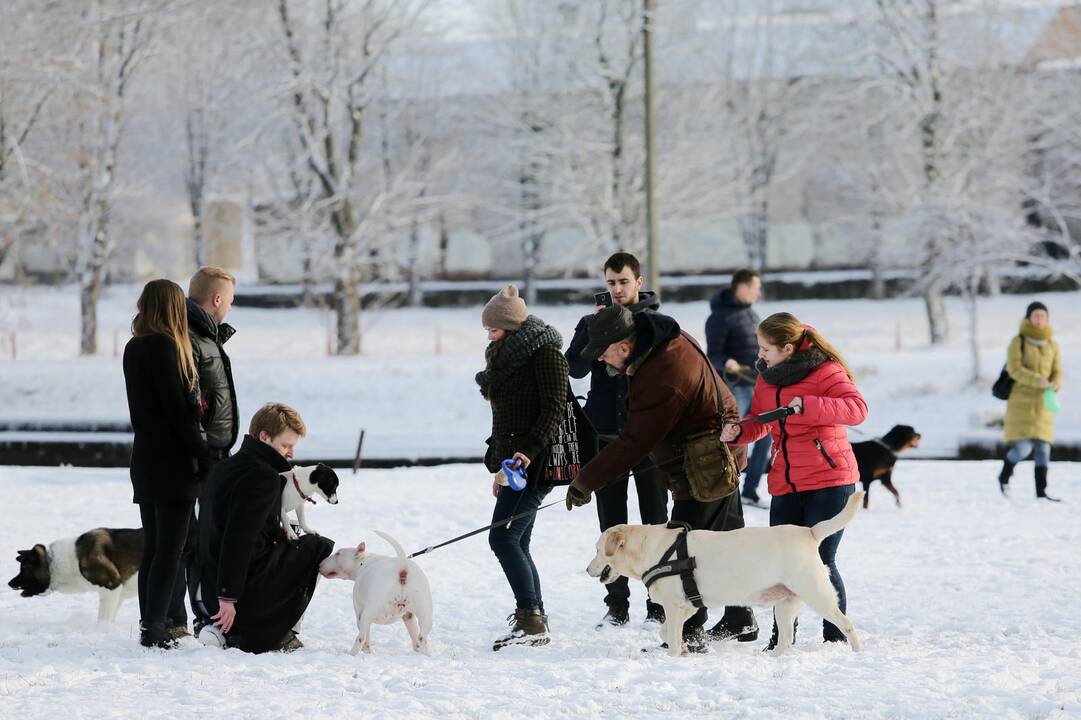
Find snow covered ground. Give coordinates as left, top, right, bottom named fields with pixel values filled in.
left=2, top=461, right=1078, bottom=719
left=0, top=284, right=1078, bottom=460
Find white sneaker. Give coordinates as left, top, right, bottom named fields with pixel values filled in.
left=197, top=624, right=226, bottom=648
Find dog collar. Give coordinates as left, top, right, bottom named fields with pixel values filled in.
left=291, top=473, right=317, bottom=505
left=871, top=438, right=899, bottom=458
left=641, top=522, right=704, bottom=609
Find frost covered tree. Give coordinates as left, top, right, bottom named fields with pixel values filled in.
left=0, top=1, right=67, bottom=275
left=276, top=0, right=432, bottom=354
left=65, top=1, right=160, bottom=355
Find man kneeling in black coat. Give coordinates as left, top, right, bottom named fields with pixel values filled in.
left=190, top=403, right=334, bottom=653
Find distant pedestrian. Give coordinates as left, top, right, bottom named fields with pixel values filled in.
left=123, top=279, right=208, bottom=648
left=706, top=268, right=772, bottom=507
left=565, top=252, right=669, bottom=629
left=477, top=285, right=569, bottom=650
left=997, top=301, right=1062, bottom=502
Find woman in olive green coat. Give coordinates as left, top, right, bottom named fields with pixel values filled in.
left=998, top=301, right=1062, bottom=501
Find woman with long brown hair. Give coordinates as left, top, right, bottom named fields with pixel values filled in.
left=123, top=279, right=208, bottom=648
left=722, top=311, right=867, bottom=649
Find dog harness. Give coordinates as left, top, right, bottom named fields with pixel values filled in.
left=641, top=522, right=704, bottom=609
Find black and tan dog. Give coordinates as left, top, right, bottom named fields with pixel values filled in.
left=8, top=527, right=143, bottom=622
left=853, top=425, right=921, bottom=508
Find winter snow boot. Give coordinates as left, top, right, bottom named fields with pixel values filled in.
left=493, top=608, right=550, bottom=650
left=1035, top=466, right=1061, bottom=502
left=165, top=624, right=191, bottom=641
left=998, top=460, right=1016, bottom=496
left=596, top=608, right=630, bottom=629
left=707, top=606, right=759, bottom=642
left=273, top=630, right=304, bottom=653
left=140, top=621, right=179, bottom=650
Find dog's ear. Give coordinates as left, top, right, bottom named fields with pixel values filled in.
left=32, top=545, right=47, bottom=562
left=355, top=542, right=366, bottom=556
left=604, top=529, right=625, bottom=557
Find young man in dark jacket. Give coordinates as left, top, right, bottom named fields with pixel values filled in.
left=705, top=268, right=772, bottom=506
left=565, top=252, right=668, bottom=628
left=190, top=403, right=334, bottom=653
left=187, top=266, right=239, bottom=469
left=179, top=267, right=239, bottom=638
left=566, top=305, right=758, bottom=652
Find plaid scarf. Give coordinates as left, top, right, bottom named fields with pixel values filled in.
left=476, top=315, right=563, bottom=399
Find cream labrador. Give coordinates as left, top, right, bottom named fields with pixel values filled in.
left=586, top=490, right=865, bottom=657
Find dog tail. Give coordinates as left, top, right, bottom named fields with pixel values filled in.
left=810, top=491, right=865, bottom=543
left=374, top=531, right=409, bottom=586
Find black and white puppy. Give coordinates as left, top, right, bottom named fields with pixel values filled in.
left=8, top=527, right=143, bottom=622
left=280, top=463, right=340, bottom=540
left=853, top=424, right=921, bottom=508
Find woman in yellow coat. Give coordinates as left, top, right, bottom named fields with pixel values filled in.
left=998, top=302, right=1062, bottom=501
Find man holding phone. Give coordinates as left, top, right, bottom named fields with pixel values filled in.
left=565, top=252, right=669, bottom=628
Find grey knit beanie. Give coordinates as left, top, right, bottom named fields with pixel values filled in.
left=482, top=284, right=528, bottom=330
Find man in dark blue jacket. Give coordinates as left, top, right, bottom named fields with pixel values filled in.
left=705, top=268, right=772, bottom=506
left=565, top=252, right=668, bottom=628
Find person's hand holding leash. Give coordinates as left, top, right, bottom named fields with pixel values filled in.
left=565, top=477, right=592, bottom=510
left=720, top=423, right=741, bottom=442
left=511, top=452, right=531, bottom=469
left=787, top=396, right=804, bottom=414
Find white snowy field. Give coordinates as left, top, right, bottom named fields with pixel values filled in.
left=0, top=284, right=1078, bottom=459
left=2, top=462, right=1078, bottom=720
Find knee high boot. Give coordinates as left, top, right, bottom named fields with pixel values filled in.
left=998, top=460, right=1015, bottom=496
left=1035, top=466, right=1060, bottom=502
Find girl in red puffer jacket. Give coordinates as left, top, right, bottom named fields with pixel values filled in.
left=722, top=311, right=867, bottom=648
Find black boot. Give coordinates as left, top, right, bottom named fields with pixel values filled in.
left=707, top=606, right=759, bottom=642
left=998, top=460, right=1015, bottom=496
left=1035, top=466, right=1061, bottom=502
left=596, top=608, right=629, bottom=629
left=140, top=621, right=179, bottom=650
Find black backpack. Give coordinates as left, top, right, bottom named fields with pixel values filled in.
left=991, top=335, right=1024, bottom=400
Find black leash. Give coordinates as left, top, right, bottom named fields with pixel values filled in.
left=406, top=406, right=797, bottom=560
left=409, top=497, right=566, bottom=558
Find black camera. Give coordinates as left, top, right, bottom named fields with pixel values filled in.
left=594, top=291, right=613, bottom=307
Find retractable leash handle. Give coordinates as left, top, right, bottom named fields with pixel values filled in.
left=500, top=458, right=528, bottom=491
left=741, top=406, right=798, bottom=425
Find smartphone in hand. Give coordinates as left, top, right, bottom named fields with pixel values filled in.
left=594, top=291, right=613, bottom=307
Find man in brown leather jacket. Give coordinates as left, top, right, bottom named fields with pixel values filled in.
left=566, top=304, right=758, bottom=651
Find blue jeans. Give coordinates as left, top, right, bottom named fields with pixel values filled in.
left=1007, top=439, right=1051, bottom=467
left=732, top=383, right=773, bottom=498
left=769, top=484, right=855, bottom=641
left=489, top=484, right=550, bottom=611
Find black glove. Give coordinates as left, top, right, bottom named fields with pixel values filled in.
left=565, top=478, right=592, bottom=511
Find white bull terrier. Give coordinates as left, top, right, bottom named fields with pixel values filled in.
left=279, top=463, right=340, bottom=541
left=319, top=531, right=433, bottom=655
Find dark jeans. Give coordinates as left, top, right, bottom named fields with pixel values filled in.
left=769, top=483, right=855, bottom=641
left=732, top=383, right=773, bottom=498
left=489, top=483, right=550, bottom=612
left=138, top=500, right=194, bottom=628
left=596, top=449, right=669, bottom=615
left=671, top=491, right=753, bottom=636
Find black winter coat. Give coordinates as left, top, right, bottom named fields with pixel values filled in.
left=123, top=334, right=208, bottom=504
left=479, top=320, right=569, bottom=484
left=705, top=288, right=760, bottom=385
left=192, top=435, right=333, bottom=653
left=187, top=299, right=238, bottom=460
left=565, top=291, right=659, bottom=435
